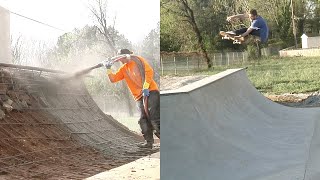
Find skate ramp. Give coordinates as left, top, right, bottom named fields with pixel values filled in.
left=161, top=68, right=320, bottom=180
left=0, top=63, right=156, bottom=179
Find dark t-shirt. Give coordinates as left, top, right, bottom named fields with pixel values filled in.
left=250, top=16, right=268, bottom=43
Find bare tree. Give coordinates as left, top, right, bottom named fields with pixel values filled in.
left=162, top=0, right=212, bottom=69
left=11, top=35, right=23, bottom=65
left=11, top=35, right=53, bottom=68
left=88, top=0, right=135, bottom=116
left=179, top=0, right=212, bottom=68
left=88, top=0, right=117, bottom=54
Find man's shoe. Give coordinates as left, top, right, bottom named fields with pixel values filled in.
left=137, top=142, right=153, bottom=149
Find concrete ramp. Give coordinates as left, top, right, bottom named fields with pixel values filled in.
left=161, top=68, right=320, bottom=180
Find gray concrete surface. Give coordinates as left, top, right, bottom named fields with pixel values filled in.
left=161, top=68, right=320, bottom=180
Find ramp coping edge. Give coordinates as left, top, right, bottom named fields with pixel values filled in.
left=160, top=68, right=246, bottom=95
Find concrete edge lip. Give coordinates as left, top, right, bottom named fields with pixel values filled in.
left=160, top=68, right=246, bottom=95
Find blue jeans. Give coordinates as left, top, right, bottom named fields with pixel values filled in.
left=137, top=90, right=160, bottom=143
left=234, top=28, right=260, bottom=37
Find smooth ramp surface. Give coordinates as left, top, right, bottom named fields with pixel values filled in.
left=161, top=68, right=320, bottom=180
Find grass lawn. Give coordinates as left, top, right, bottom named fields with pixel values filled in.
left=191, top=56, right=320, bottom=94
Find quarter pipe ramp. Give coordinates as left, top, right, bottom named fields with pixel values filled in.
left=161, top=68, right=320, bottom=180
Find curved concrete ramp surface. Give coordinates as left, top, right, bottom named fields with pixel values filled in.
left=161, top=68, right=320, bottom=180
left=0, top=64, right=156, bottom=179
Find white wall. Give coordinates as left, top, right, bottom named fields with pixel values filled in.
left=0, top=6, right=11, bottom=63
left=280, top=48, right=320, bottom=57
left=301, top=35, right=308, bottom=49
left=308, top=37, right=320, bottom=48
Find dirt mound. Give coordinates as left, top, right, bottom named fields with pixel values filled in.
left=0, top=65, right=157, bottom=179
left=267, top=92, right=320, bottom=107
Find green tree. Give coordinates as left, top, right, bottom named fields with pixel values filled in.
left=160, top=7, right=183, bottom=52
left=161, top=0, right=214, bottom=68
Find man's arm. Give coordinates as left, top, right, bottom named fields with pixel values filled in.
left=239, top=27, right=253, bottom=37
left=227, top=13, right=249, bottom=22
left=106, top=55, right=131, bottom=83
left=238, top=19, right=260, bottom=37
left=107, top=65, right=125, bottom=83
left=144, top=61, right=154, bottom=87
left=140, top=57, right=154, bottom=97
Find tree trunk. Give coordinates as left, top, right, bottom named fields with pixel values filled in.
left=193, top=26, right=212, bottom=69
left=291, top=0, right=298, bottom=48
left=180, top=0, right=212, bottom=69
left=297, top=19, right=305, bottom=38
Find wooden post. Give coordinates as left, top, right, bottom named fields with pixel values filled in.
left=227, top=53, right=230, bottom=66
left=161, top=56, right=164, bottom=76
left=243, top=52, right=245, bottom=63
left=197, top=56, right=200, bottom=70
left=236, top=52, right=239, bottom=64
left=187, top=57, right=189, bottom=74
left=233, top=52, right=235, bottom=64
left=174, top=56, right=177, bottom=75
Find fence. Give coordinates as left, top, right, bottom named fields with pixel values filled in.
left=160, top=51, right=248, bottom=75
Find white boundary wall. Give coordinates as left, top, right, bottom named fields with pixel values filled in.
left=0, top=6, right=11, bottom=63
left=279, top=48, right=320, bottom=57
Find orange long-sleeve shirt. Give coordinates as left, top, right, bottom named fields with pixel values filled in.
left=108, top=56, right=159, bottom=101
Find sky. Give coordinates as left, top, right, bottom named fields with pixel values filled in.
left=0, top=0, right=160, bottom=44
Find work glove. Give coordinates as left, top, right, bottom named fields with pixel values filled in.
left=101, top=59, right=114, bottom=74
left=142, top=89, right=150, bottom=97
left=101, top=59, right=114, bottom=69
left=142, top=82, right=150, bottom=97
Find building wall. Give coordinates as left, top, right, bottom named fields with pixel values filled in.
left=279, top=48, right=320, bottom=57
left=308, top=37, right=320, bottom=48
left=0, top=6, right=11, bottom=63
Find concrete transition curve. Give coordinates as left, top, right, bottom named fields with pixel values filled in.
left=0, top=63, right=157, bottom=179
left=161, top=68, right=320, bottom=180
